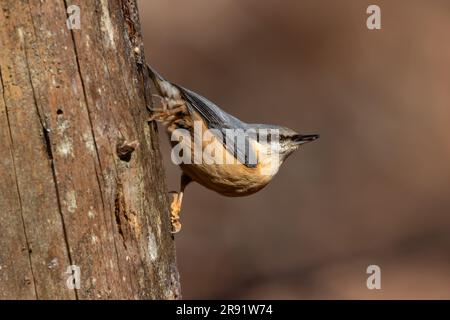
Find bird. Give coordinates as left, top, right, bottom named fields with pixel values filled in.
left=147, top=65, right=319, bottom=233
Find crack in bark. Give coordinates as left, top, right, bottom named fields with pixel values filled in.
left=42, top=127, right=54, bottom=160
left=25, top=0, right=78, bottom=299
left=114, top=181, right=127, bottom=246
left=24, top=2, right=52, bottom=156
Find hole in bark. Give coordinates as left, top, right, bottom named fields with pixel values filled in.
left=56, top=109, right=63, bottom=115
left=116, top=139, right=139, bottom=162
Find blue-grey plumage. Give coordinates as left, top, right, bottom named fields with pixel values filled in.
left=147, top=65, right=319, bottom=233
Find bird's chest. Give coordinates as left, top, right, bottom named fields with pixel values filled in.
left=166, top=114, right=275, bottom=196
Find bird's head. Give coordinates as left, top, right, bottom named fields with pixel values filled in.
left=253, top=125, right=319, bottom=162
left=278, top=127, right=319, bottom=160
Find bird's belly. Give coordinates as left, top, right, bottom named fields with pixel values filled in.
left=180, top=163, right=272, bottom=197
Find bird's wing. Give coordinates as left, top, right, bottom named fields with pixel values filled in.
left=178, top=86, right=258, bottom=168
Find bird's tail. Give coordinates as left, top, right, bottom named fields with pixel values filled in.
left=147, top=64, right=164, bottom=83
left=146, top=64, right=181, bottom=99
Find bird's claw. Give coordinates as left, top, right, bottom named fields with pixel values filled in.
left=170, top=193, right=182, bottom=233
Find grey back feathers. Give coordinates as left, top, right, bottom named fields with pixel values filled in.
left=178, top=87, right=247, bottom=131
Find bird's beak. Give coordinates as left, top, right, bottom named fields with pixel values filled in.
left=293, top=134, right=320, bottom=145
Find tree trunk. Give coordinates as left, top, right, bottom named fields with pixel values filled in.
left=0, top=0, right=180, bottom=299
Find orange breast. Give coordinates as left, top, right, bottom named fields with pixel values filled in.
left=167, top=113, right=276, bottom=197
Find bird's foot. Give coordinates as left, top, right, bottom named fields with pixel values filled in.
left=147, top=104, right=188, bottom=123
left=169, top=192, right=182, bottom=234
left=147, top=109, right=167, bottom=122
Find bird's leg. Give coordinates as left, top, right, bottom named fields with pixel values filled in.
left=170, top=173, right=192, bottom=233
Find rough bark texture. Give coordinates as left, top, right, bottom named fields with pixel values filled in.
left=0, top=0, right=180, bottom=299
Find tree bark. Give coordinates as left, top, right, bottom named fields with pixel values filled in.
left=0, top=0, right=180, bottom=299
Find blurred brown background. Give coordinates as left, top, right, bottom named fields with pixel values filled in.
left=138, top=0, right=450, bottom=299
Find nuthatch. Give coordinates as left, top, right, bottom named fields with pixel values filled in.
left=147, top=65, right=319, bottom=233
